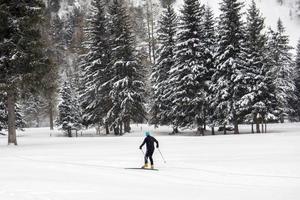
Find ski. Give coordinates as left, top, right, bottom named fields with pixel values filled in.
left=124, top=168, right=159, bottom=171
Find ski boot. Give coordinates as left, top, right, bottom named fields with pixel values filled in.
left=141, top=163, right=149, bottom=169
left=150, top=165, right=154, bottom=169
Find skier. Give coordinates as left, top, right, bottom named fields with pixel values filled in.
left=139, top=131, right=159, bottom=169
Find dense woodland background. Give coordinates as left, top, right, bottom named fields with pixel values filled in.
left=1, top=0, right=300, bottom=145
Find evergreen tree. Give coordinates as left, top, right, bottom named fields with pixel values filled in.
left=240, top=0, right=275, bottom=133
left=166, top=0, right=206, bottom=131
left=80, top=0, right=112, bottom=133
left=150, top=1, right=177, bottom=127
left=0, top=93, right=26, bottom=132
left=57, top=81, right=81, bottom=135
left=21, top=94, right=46, bottom=127
left=211, top=0, right=245, bottom=134
left=294, top=39, right=300, bottom=120
left=203, top=5, right=216, bottom=133
left=267, top=19, right=295, bottom=122
left=159, top=0, right=176, bottom=8
left=0, top=95, right=6, bottom=132
left=108, top=0, right=147, bottom=135
left=0, top=0, right=46, bottom=145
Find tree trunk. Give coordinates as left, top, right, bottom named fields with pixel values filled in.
left=67, top=127, right=72, bottom=137
left=49, top=102, right=54, bottom=130
left=119, top=122, right=123, bottom=135
left=172, top=126, right=178, bottom=134
left=96, top=123, right=101, bottom=135
left=265, top=122, right=267, bottom=133
left=234, top=120, right=239, bottom=134
left=224, top=125, right=226, bottom=135
left=280, top=114, right=284, bottom=123
left=254, top=115, right=260, bottom=133
left=198, top=126, right=204, bottom=136
left=114, top=125, right=119, bottom=135
left=211, top=126, right=215, bottom=135
left=251, top=123, right=254, bottom=133
left=36, top=115, right=40, bottom=127
left=7, top=88, right=17, bottom=145
left=124, top=118, right=131, bottom=133
left=105, top=121, right=110, bottom=135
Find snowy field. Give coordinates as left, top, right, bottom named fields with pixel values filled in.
left=0, top=123, right=300, bottom=200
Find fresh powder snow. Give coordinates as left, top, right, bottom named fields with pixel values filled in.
left=0, top=123, right=299, bottom=200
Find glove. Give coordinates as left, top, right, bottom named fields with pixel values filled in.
left=156, top=145, right=159, bottom=148
left=139, top=146, right=142, bottom=149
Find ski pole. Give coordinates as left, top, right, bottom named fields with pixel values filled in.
left=157, top=148, right=166, bottom=163
left=140, top=149, right=145, bottom=155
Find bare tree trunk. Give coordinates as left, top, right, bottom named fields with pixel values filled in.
left=251, top=123, right=254, bottom=133
left=233, top=111, right=239, bottom=134
left=265, top=122, right=267, bottom=133
left=280, top=114, right=284, bottom=123
left=105, top=121, right=110, bottom=135
left=36, top=115, right=40, bottom=128
left=254, top=115, right=260, bottom=133
left=198, top=126, right=204, bottom=136
left=119, top=122, right=123, bottom=135
left=224, top=125, right=226, bottom=135
left=49, top=102, right=54, bottom=130
left=211, top=126, right=215, bottom=135
left=114, top=125, right=119, bottom=135
left=96, top=123, right=101, bottom=135
left=172, top=126, right=178, bottom=134
left=7, top=88, right=17, bottom=145
left=124, top=118, right=131, bottom=133
left=234, top=120, right=239, bottom=134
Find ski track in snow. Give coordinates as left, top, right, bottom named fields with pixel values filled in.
left=0, top=123, right=300, bottom=200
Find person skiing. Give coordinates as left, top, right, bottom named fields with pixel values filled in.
left=139, top=131, right=159, bottom=169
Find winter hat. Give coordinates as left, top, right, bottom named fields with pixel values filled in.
left=145, top=131, right=150, bottom=136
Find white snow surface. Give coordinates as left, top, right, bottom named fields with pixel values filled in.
left=0, top=123, right=300, bottom=200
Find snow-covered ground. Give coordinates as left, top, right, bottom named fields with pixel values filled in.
left=0, top=123, right=300, bottom=200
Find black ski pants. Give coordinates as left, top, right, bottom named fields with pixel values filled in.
left=144, top=149, right=154, bottom=165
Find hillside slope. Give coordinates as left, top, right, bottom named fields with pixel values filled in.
left=175, top=0, right=300, bottom=49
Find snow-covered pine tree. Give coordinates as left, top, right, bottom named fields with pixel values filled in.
left=267, top=19, right=295, bottom=123
left=159, top=0, right=176, bottom=8
left=0, top=0, right=46, bottom=145
left=80, top=0, right=112, bottom=134
left=239, top=0, right=275, bottom=133
left=0, top=94, right=26, bottom=132
left=166, top=0, right=206, bottom=132
left=0, top=95, right=6, bottom=133
left=57, top=81, right=81, bottom=136
left=108, top=0, right=147, bottom=135
left=203, top=6, right=216, bottom=80
left=21, top=94, right=46, bottom=128
left=211, top=0, right=245, bottom=134
left=294, top=39, right=300, bottom=120
left=150, top=1, right=177, bottom=127
left=15, top=103, right=26, bottom=130
left=202, top=5, right=216, bottom=133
